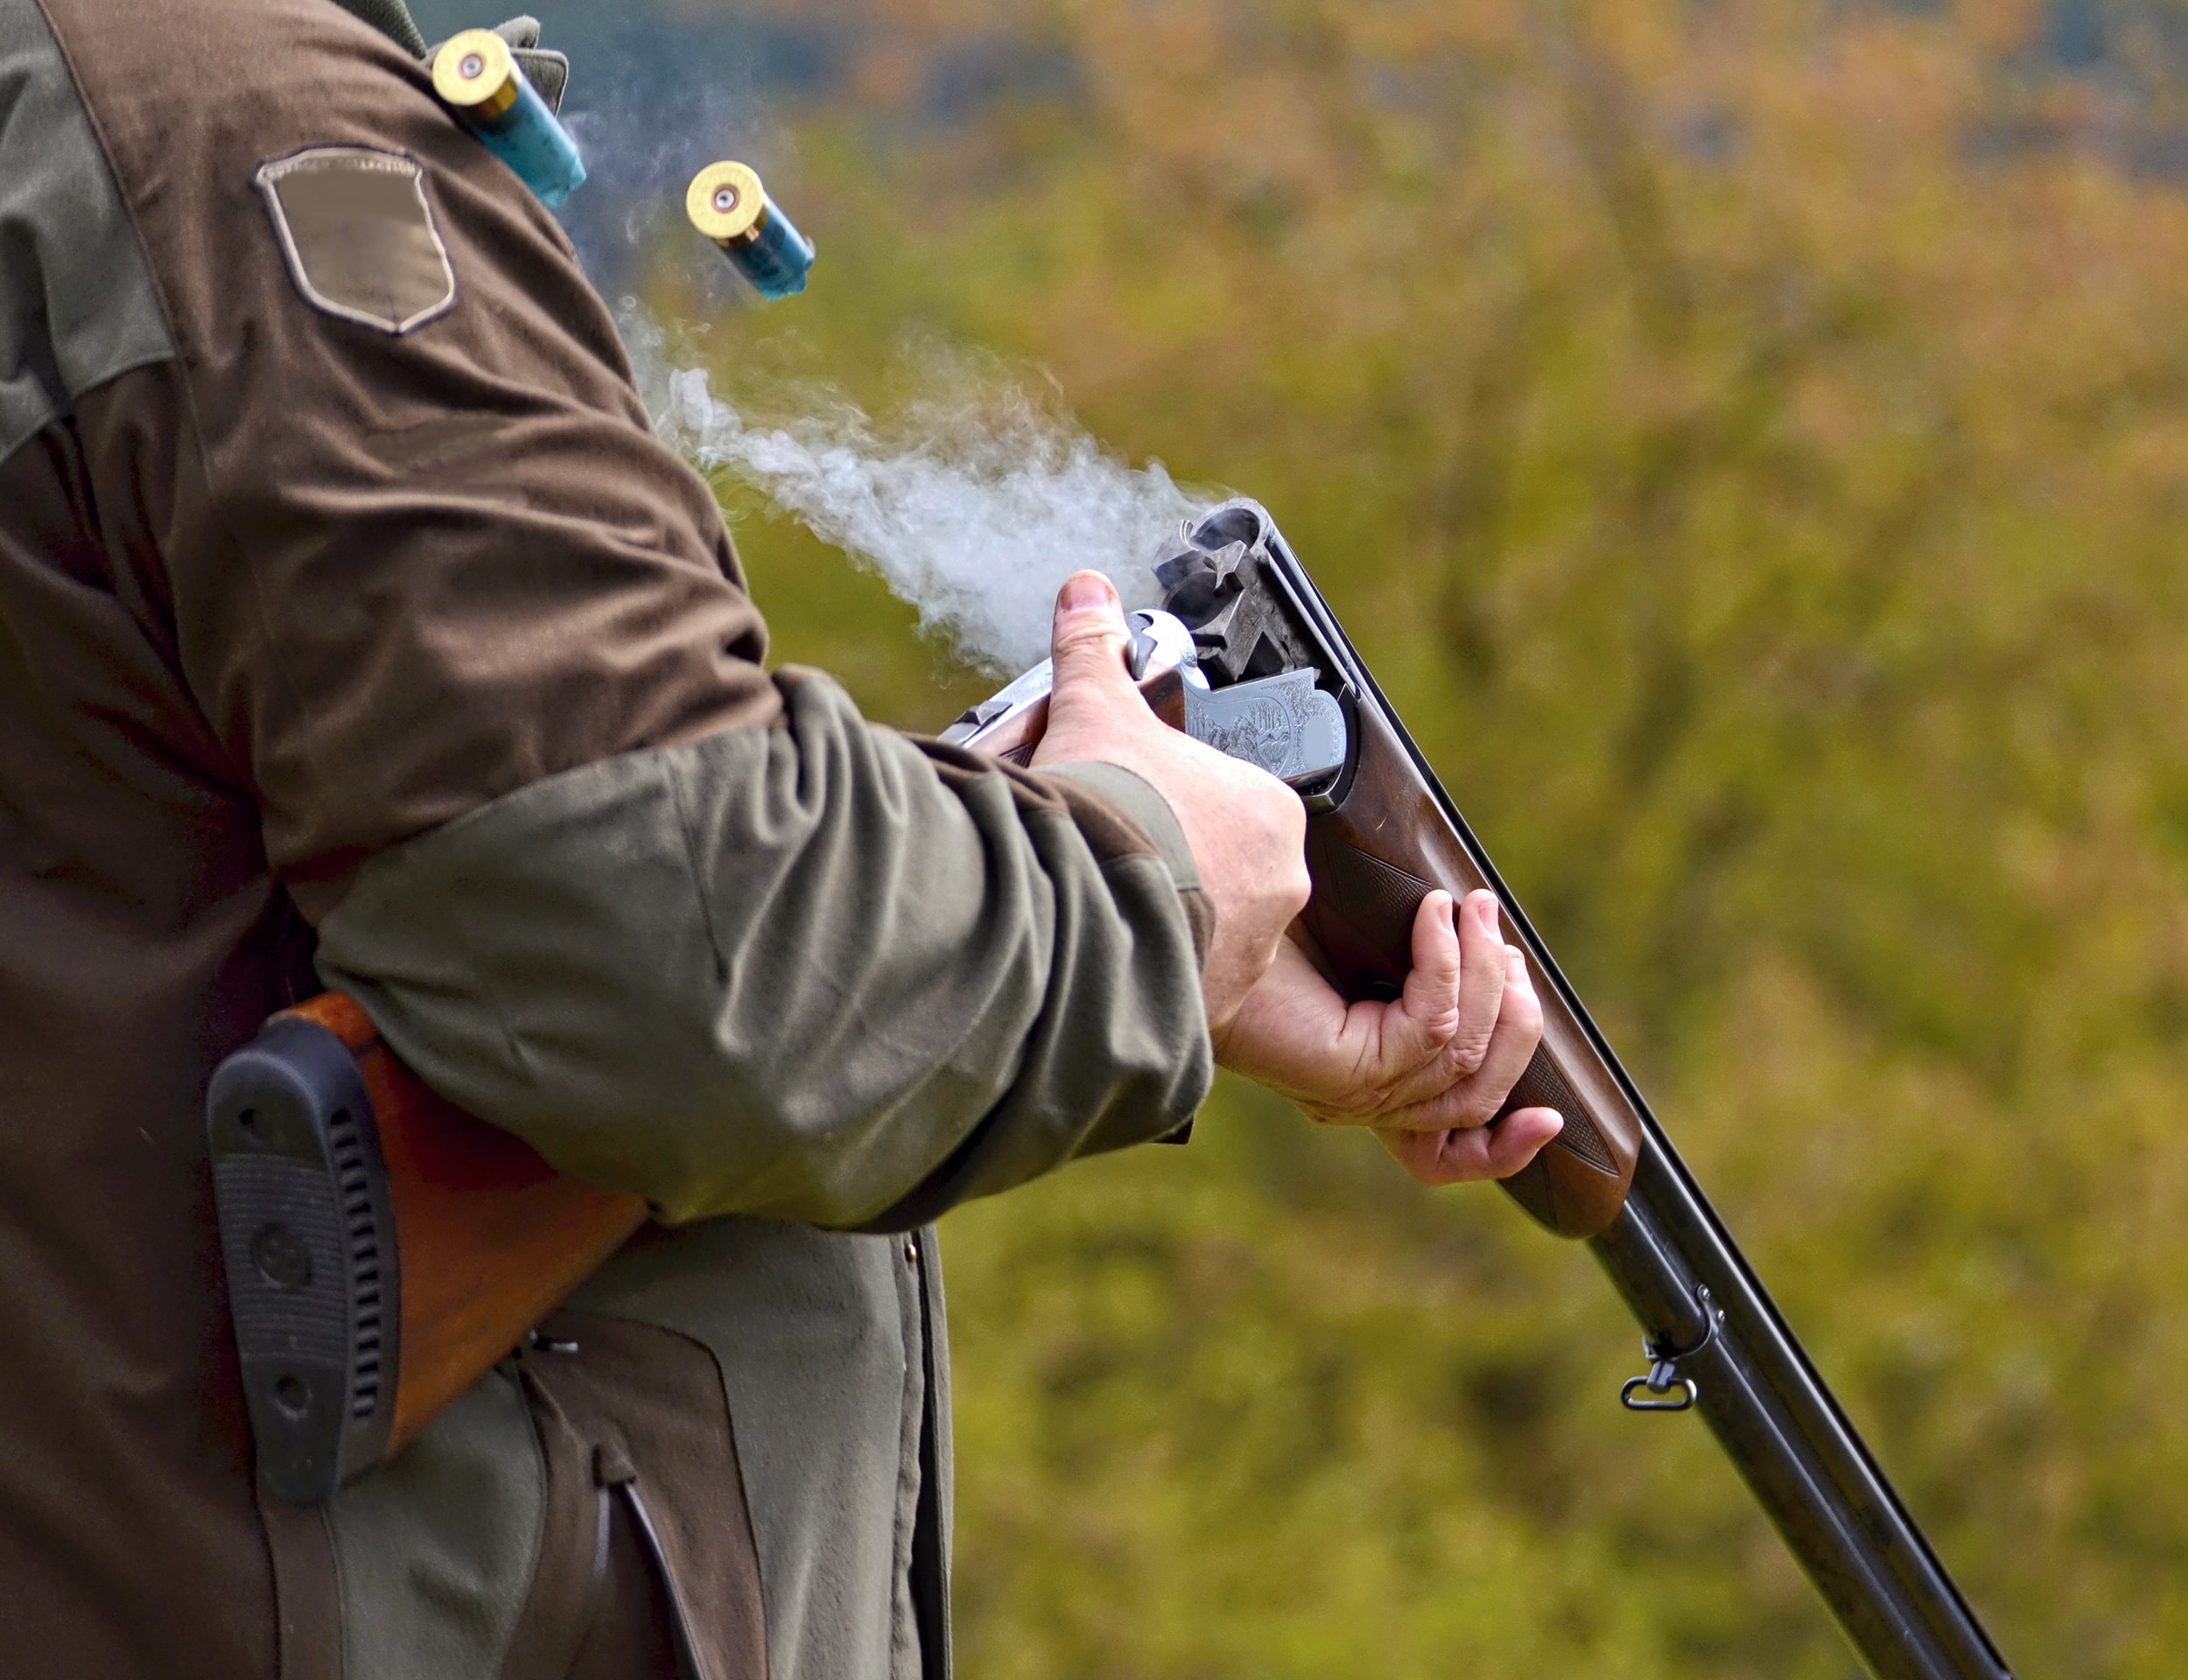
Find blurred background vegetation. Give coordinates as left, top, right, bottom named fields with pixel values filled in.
left=411, top=0, right=2188, bottom=1671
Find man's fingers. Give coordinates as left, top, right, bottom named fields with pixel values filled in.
left=1445, top=890, right=1508, bottom=1076
left=1045, top=570, right=1137, bottom=711
left=1438, top=1107, right=1564, bottom=1184
left=1375, top=1107, right=1563, bottom=1186
left=1366, top=892, right=1462, bottom=1080
left=1339, top=890, right=1498, bottom=1116
left=1378, top=948, right=1545, bottom=1130
left=1364, top=890, right=1507, bottom=1115
left=1457, top=948, right=1546, bottom=1121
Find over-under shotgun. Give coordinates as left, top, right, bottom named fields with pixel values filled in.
left=208, top=500, right=2012, bottom=1679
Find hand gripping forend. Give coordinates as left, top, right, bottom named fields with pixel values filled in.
left=1152, top=500, right=1643, bottom=1237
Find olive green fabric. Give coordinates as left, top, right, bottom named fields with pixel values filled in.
left=325, top=1368, right=545, bottom=1680
left=327, top=0, right=427, bottom=57
left=315, top=672, right=1214, bottom=1229
left=1041, top=760, right=1204, bottom=896
left=0, top=0, right=172, bottom=461
left=570, top=1221, right=943, bottom=1680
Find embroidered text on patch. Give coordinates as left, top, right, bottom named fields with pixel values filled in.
left=256, top=149, right=456, bottom=335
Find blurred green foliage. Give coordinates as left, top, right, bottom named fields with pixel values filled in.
left=656, top=1, right=2188, bottom=1672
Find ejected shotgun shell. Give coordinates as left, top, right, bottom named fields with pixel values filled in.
left=432, top=29, right=586, bottom=208
left=686, top=161, right=816, bottom=299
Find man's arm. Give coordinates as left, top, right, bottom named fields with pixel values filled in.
left=59, top=0, right=1220, bottom=1227
left=1029, top=573, right=1564, bottom=1187
left=313, top=672, right=1217, bottom=1228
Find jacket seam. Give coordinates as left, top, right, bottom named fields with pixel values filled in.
left=32, top=0, right=405, bottom=845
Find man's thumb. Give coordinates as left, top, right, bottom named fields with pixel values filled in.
left=1048, top=570, right=1134, bottom=701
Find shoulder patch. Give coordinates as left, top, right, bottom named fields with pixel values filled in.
left=255, top=149, right=456, bottom=335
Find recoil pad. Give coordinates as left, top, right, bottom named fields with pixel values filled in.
left=207, top=1017, right=400, bottom=1505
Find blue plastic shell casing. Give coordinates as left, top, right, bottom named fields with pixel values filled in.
left=727, top=204, right=816, bottom=300
left=467, top=71, right=586, bottom=209
left=686, top=160, right=816, bottom=301
left=432, top=29, right=586, bottom=210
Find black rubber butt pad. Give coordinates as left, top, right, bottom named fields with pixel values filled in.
left=207, top=1017, right=400, bottom=1505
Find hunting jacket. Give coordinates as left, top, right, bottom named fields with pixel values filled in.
left=0, top=0, right=1213, bottom=1673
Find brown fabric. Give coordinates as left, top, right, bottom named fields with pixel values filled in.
left=258, top=1494, right=344, bottom=1680
left=570, top=1488, right=687, bottom=1680
left=0, top=406, right=312, bottom=1678
left=497, top=1360, right=616, bottom=1680
left=516, top=1312, right=769, bottom=1680
left=1, top=0, right=772, bottom=1668
left=42, top=0, right=779, bottom=915
left=0, top=0, right=1196, bottom=1671
left=254, top=147, right=458, bottom=335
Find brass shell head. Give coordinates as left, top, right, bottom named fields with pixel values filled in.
left=432, top=29, right=522, bottom=122
left=686, top=160, right=768, bottom=247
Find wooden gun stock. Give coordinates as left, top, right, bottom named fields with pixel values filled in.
left=207, top=993, right=644, bottom=1504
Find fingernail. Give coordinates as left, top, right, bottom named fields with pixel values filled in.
left=1475, top=896, right=1501, bottom=936
left=1057, top=571, right=1117, bottom=612
left=1505, top=949, right=1526, bottom=981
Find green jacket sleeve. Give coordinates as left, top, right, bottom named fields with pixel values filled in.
left=315, top=674, right=1215, bottom=1228
left=53, top=0, right=1216, bottom=1228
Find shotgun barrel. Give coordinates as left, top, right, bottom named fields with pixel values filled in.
left=1154, top=500, right=2015, bottom=1680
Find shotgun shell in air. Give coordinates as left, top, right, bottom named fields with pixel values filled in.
left=432, top=29, right=586, bottom=208
left=685, top=161, right=816, bottom=300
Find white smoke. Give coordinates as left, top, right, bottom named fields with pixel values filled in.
left=623, top=305, right=1210, bottom=675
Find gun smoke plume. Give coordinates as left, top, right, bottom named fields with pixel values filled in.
left=479, top=0, right=1203, bottom=677
left=624, top=308, right=1210, bottom=676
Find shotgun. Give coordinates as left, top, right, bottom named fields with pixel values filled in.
left=208, top=499, right=2013, bottom=1678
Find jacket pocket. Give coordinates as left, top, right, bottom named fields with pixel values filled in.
left=498, top=1309, right=768, bottom=1680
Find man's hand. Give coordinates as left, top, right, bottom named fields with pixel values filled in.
left=1032, top=572, right=1309, bottom=1032
left=1218, top=889, right=1564, bottom=1186
left=1026, top=571, right=1560, bottom=1188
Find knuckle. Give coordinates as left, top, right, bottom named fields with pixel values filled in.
left=1504, top=984, right=1543, bottom=1034
left=1490, top=1151, right=1534, bottom=1183
left=1453, top=1086, right=1500, bottom=1128
left=1055, top=627, right=1125, bottom=666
